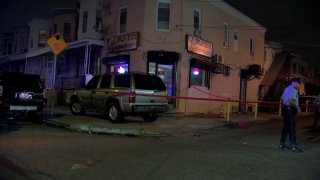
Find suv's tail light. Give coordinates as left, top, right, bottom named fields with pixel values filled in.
left=0, top=99, right=7, bottom=106
left=129, top=92, right=136, bottom=103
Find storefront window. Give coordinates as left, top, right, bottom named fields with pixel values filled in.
left=111, top=64, right=128, bottom=74
left=190, top=67, right=203, bottom=86
left=190, top=65, right=211, bottom=88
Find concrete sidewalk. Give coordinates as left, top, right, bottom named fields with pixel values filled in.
left=43, top=106, right=314, bottom=136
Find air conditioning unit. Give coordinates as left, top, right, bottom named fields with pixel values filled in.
left=212, top=54, right=218, bottom=63
left=248, top=64, right=262, bottom=76
left=223, top=41, right=229, bottom=47
left=223, top=66, right=230, bottom=76
left=212, top=63, right=225, bottom=74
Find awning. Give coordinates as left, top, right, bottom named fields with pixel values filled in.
left=102, top=55, right=130, bottom=65
left=190, top=58, right=215, bottom=69
left=147, top=51, right=180, bottom=63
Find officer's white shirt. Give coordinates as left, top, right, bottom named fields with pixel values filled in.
left=281, top=84, right=299, bottom=106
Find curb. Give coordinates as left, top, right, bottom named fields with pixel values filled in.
left=43, top=119, right=165, bottom=137
left=43, top=113, right=314, bottom=136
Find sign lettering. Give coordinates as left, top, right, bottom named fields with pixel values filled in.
left=108, top=32, right=140, bottom=53
left=186, top=34, right=213, bottom=58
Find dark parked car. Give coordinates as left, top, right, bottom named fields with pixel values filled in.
left=0, top=71, right=47, bottom=121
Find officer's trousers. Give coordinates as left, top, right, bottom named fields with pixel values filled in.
left=280, top=105, right=297, bottom=146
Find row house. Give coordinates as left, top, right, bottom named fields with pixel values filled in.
left=101, top=0, right=266, bottom=114
left=0, top=0, right=104, bottom=105
left=0, top=31, right=24, bottom=72
left=12, top=26, right=29, bottom=55
left=260, top=46, right=320, bottom=103
left=0, top=33, right=14, bottom=57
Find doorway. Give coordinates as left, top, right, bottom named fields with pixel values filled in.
left=148, top=62, right=176, bottom=107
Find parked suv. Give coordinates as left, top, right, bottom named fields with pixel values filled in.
left=0, top=71, right=47, bottom=121
left=68, top=72, right=169, bottom=123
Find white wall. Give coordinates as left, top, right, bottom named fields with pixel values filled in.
left=78, top=0, right=104, bottom=40
left=27, top=18, right=52, bottom=52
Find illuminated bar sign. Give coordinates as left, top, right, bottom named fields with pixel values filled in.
left=185, top=34, right=213, bottom=58
left=108, top=32, right=140, bottom=53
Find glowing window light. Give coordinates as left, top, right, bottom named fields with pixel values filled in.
left=118, top=66, right=125, bottom=74
left=193, top=68, right=200, bottom=75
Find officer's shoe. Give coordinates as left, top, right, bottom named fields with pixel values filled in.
left=278, top=144, right=286, bottom=149
left=290, top=146, right=303, bottom=153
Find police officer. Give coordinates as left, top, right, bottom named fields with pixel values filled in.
left=279, top=77, right=303, bottom=152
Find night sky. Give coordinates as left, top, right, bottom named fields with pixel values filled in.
left=225, top=0, right=320, bottom=66
left=0, top=0, right=78, bottom=33
left=1, top=0, right=319, bottom=65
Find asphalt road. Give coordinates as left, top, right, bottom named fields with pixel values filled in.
left=0, top=116, right=319, bottom=180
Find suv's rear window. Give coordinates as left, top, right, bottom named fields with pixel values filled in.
left=114, top=74, right=130, bottom=88
left=134, top=74, right=166, bottom=91
left=4, top=73, right=44, bottom=90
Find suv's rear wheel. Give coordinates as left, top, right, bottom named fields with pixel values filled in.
left=143, top=113, right=158, bottom=122
left=70, top=100, right=85, bottom=115
left=106, top=102, right=123, bottom=123
left=0, top=109, right=7, bottom=120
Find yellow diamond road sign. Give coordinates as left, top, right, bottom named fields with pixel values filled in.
left=47, top=33, right=68, bottom=55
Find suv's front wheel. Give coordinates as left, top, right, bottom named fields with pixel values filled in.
left=70, top=100, right=85, bottom=115
left=106, top=102, right=123, bottom=123
left=143, top=113, right=158, bottom=122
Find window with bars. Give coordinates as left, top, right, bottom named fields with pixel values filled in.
left=194, top=8, right=201, bottom=36
left=233, top=29, right=239, bottom=52
left=249, top=36, right=255, bottom=57
left=95, top=10, right=102, bottom=32
left=63, top=23, right=71, bottom=42
left=119, top=7, right=127, bottom=34
left=82, top=11, right=88, bottom=33
left=224, top=22, right=229, bottom=47
left=157, top=1, right=171, bottom=31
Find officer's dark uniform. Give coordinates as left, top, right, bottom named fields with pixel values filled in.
left=279, top=78, right=303, bottom=152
